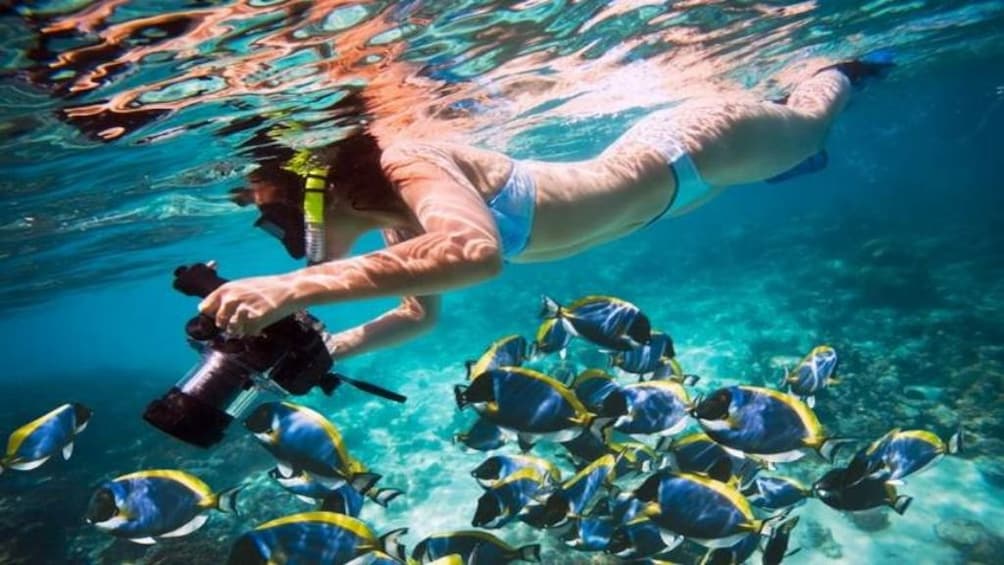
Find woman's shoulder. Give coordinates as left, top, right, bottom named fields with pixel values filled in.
left=381, top=139, right=501, bottom=166
left=381, top=139, right=513, bottom=195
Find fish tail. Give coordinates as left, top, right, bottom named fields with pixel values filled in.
left=777, top=367, right=790, bottom=388
left=378, top=527, right=408, bottom=562
left=540, top=295, right=562, bottom=319
left=516, top=543, right=542, bottom=563
left=369, top=487, right=403, bottom=507
left=677, top=373, right=700, bottom=387
left=948, top=428, right=964, bottom=455
left=757, top=508, right=793, bottom=538
left=587, top=416, right=615, bottom=444
left=351, top=472, right=382, bottom=493
left=892, top=495, right=913, bottom=515
left=817, top=437, right=853, bottom=463
left=214, top=485, right=244, bottom=515
left=454, top=384, right=470, bottom=409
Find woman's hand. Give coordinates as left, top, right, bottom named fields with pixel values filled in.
left=198, top=274, right=300, bottom=336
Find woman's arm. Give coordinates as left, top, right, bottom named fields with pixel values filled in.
left=324, top=294, right=440, bottom=360
left=322, top=227, right=440, bottom=360
left=200, top=145, right=502, bottom=335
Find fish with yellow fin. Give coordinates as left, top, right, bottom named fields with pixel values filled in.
left=85, top=469, right=240, bottom=544
left=1, top=402, right=91, bottom=473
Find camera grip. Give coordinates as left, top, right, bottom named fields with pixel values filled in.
left=173, top=263, right=229, bottom=298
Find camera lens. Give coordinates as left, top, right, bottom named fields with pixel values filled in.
left=143, top=388, right=231, bottom=448
left=143, top=351, right=256, bottom=448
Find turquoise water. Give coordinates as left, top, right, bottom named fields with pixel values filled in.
left=2, top=1, right=1004, bottom=563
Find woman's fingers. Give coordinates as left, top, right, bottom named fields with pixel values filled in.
left=199, top=289, right=221, bottom=316
left=228, top=305, right=251, bottom=336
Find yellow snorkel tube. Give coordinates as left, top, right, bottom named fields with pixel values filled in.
left=303, top=166, right=328, bottom=265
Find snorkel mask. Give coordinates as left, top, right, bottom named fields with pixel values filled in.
left=231, top=150, right=328, bottom=265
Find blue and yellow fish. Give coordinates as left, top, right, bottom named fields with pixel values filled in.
left=656, top=432, right=742, bottom=484
left=471, top=454, right=562, bottom=489
left=609, top=331, right=676, bottom=375
left=85, top=469, right=239, bottom=544
left=245, top=401, right=379, bottom=492
left=454, top=417, right=508, bottom=452
left=692, top=386, right=845, bottom=464
left=411, top=530, right=540, bottom=563
left=455, top=367, right=620, bottom=449
left=847, top=427, right=962, bottom=483
left=530, top=317, right=573, bottom=358
left=781, top=346, right=839, bottom=407
left=741, top=475, right=811, bottom=510
left=541, top=295, right=652, bottom=351
left=606, top=516, right=676, bottom=559
left=633, top=471, right=780, bottom=548
left=608, top=440, right=660, bottom=476
left=227, top=511, right=406, bottom=565
left=472, top=467, right=551, bottom=529
left=604, top=380, right=692, bottom=436
left=1, top=402, right=91, bottom=473
left=560, top=429, right=615, bottom=468
left=270, top=468, right=401, bottom=515
left=526, top=454, right=618, bottom=529
left=761, top=516, right=801, bottom=565
left=571, top=369, right=621, bottom=414
left=467, top=335, right=529, bottom=379
left=813, top=466, right=912, bottom=514
left=562, top=517, right=615, bottom=552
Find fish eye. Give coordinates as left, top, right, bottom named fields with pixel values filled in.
left=86, top=488, right=118, bottom=523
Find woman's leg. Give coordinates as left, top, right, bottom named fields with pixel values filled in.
left=680, top=69, right=853, bottom=187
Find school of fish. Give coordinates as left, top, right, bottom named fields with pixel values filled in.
left=0, top=294, right=965, bottom=564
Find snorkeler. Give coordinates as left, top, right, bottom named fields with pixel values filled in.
left=200, top=55, right=894, bottom=358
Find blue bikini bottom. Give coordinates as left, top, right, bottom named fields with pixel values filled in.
left=487, top=160, right=536, bottom=260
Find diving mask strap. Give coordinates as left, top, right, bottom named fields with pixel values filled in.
left=303, top=167, right=328, bottom=265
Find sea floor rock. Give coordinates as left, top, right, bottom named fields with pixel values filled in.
left=846, top=508, right=891, bottom=532
left=933, top=517, right=1004, bottom=563
left=801, top=518, right=843, bottom=559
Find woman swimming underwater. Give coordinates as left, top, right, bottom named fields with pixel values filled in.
left=200, top=56, right=892, bottom=359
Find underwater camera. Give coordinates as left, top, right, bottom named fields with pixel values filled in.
left=143, top=262, right=405, bottom=448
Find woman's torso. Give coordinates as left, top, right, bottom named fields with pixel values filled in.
left=387, top=135, right=679, bottom=262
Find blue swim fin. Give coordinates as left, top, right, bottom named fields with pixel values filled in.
left=765, top=150, right=828, bottom=184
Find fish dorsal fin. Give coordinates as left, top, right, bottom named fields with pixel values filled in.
left=160, top=514, right=209, bottom=538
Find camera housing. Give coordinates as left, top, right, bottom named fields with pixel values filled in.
left=143, top=263, right=339, bottom=448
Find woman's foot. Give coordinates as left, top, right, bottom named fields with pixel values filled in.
left=819, top=50, right=896, bottom=86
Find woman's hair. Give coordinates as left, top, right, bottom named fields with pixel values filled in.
left=319, top=127, right=398, bottom=213
left=234, top=91, right=399, bottom=214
